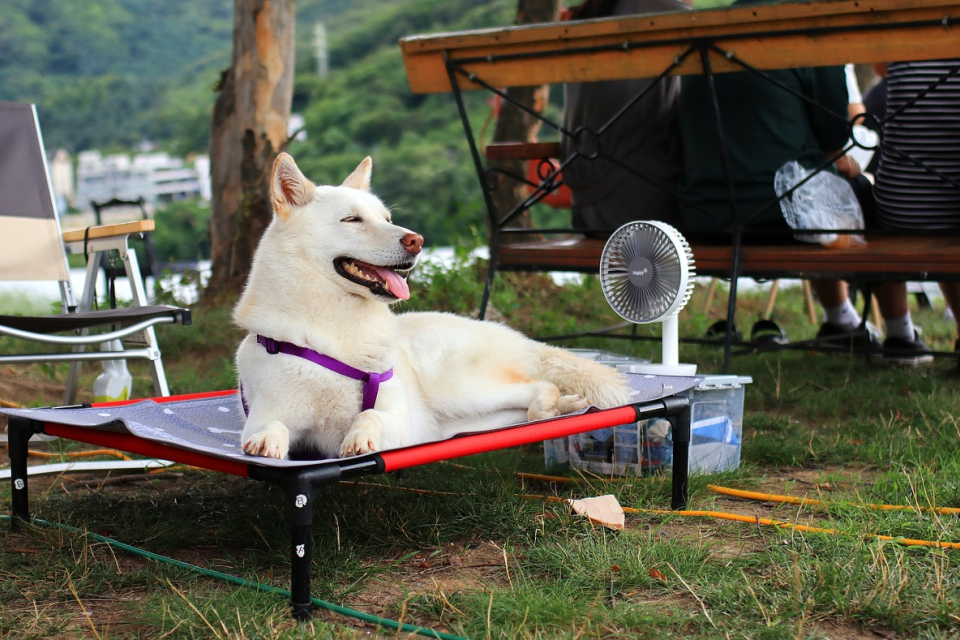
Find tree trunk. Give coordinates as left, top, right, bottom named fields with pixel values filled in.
left=205, top=0, right=296, bottom=301
left=489, top=0, right=560, bottom=242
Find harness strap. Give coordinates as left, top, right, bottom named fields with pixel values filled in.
left=255, top=335, right=393, bottom=412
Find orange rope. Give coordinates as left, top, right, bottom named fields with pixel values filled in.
left=515, top=472, right=578, bottom=484
left=708, top=484, right=960, bottom=516
left=343, top=478, right=960, bottom=550
left=27, top=449, right=133, bottom=461
left=634, top=507, right=960, bottom=550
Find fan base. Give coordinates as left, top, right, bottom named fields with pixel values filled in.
left=616, top=363, right=699, bottom=377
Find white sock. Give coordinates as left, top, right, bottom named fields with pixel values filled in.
left=823, top=299, right=861, bottom=329
left=883, top=313, right=915, bottom=341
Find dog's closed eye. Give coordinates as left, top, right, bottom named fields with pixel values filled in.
left=341, top=215, right=362, bottom=223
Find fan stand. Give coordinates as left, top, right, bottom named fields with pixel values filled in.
left=615, top=316, right=698, bottom=377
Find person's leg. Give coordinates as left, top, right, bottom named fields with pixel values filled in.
left=873, top=281, right=914, bottom=339
left=939, top=282, right=960, bottom=353
left=874, top=281, right=932, bottom=365
left=811, top=280, right=861, bottom=329
left=810, top=280, right=848, bottom=309
left=810, top=280, right=880, bottom=352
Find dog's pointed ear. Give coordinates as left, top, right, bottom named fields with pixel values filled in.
left=272, top=153, right=316, bottom=221
left=341, top=157, right=372, bottom=192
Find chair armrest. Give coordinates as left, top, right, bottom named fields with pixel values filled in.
left=484, top=142, right=561, bottom=160
left=62, top=219, right=155, bottom=244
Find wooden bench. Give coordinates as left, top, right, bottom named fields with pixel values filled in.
left=399, top=0, right=960, bottom=367
left=497, top=235, right=960, bottom=283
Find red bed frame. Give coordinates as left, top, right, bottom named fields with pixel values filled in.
left=6, top=390, right=691, bottom=620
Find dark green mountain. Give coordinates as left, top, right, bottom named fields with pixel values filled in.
left=0, top=0, right=521, bottom=244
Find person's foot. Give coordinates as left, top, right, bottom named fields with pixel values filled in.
left=881, top=329, right=934, bottom=367
left=815, top=322, right=881, bottom=354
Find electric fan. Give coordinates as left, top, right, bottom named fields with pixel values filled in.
left=600, top=220, right=697, bottom=376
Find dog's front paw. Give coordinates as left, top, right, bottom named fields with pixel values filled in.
left=242, top=421, right=290, bottom=459
left=557, top=394, right=589, bottom=414
left=339, top=412, right=383, bottom=457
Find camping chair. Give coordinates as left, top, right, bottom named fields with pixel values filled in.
left=0, top=101, right=190, bottom=406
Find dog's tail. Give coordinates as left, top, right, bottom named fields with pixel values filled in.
left=537, top=346, right=632, bottom=409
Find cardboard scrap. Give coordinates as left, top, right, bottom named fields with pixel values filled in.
left=568, top=494, right=625, bottom=531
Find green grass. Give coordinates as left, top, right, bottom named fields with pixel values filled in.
left=3, top=261, right=960, bottom=638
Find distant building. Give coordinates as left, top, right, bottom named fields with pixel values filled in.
left=74, top=151, right=210, bottom=210
left=49, top=149, right=74, bottom=214
left=289, top=112, right=307, bottom=142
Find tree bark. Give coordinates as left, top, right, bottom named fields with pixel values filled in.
left=489, top=0, right=560, bottom=242
left=205, top=0, right=296, bottom=301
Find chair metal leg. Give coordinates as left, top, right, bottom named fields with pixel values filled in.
left=703, top=278, right=719, bottom=314
left=64, top=253, right=104, bottom=404
left=801, top=280, right=818, bottom=325
left=762, top=280, right=780, bottom=320
left=122, top=248, right=170, bottom=396
left=64, top=245, right=171, bottom=401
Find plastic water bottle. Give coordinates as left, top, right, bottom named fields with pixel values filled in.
left=93, top=339, right=132, bottom=403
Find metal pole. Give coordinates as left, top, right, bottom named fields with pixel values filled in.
left=8, top=418, right=36, bottom=530
left=699, top=44, right=743, bottom=374
left=444, top=53, right=501, bottom=320
left=288, top=472, right=314, bottom=621
left=670, top=403, right=691, bottom=510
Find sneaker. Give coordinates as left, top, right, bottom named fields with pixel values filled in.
left=815, top=321, right=882, bottom=354
left=882, top=330, right=934, bottom=367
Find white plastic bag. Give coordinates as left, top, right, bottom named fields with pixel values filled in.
left=774, top=161, right=865, bottom=248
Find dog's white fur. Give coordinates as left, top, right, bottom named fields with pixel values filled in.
left=235, top=153, right=630, bottom=459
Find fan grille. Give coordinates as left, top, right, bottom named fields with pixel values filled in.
left=600, top=221, right=695, bottom=323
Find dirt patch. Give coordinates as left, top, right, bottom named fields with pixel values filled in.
left=619, top=464, right=881, bottom=563
left=811, top=621, right=900, bottom=639
left=353, top=540, right=510, bottom=617
left=0, top=364, right=92, bottom=409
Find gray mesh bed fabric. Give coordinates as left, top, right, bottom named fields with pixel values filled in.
left=1, top=373, right=701, bottom=468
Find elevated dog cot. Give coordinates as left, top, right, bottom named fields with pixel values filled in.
left=3, top=373, right=696, bottom=620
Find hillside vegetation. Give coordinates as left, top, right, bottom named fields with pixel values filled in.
left=2, top=0, right=735, bottom=245
left=1, top=0, right=517, bottom=245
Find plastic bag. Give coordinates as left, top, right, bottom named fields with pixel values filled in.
left=774, top=161, right=866, bottom=248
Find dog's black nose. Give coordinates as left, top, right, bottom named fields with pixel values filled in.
left=402, top=232, right=424, bottom=256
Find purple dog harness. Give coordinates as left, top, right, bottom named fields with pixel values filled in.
left=242, top=335, right=394, bottom=415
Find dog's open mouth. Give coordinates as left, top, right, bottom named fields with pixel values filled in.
left=334, top=258, right=414, bottom=300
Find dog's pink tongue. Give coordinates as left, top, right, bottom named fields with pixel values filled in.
left=374, top=267, right=410, bottom=300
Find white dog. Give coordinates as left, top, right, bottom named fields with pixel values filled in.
left=235, top=153, right=630, bottom=459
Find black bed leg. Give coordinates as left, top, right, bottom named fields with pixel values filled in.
left=671, top=405, right=692, bottom=510
left=288, top=475, right=314, bottom=621
left=8, top=418, right=34, bottom=531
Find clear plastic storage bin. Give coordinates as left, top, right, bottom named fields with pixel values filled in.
left=569, top=374, right=751, bottom=476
